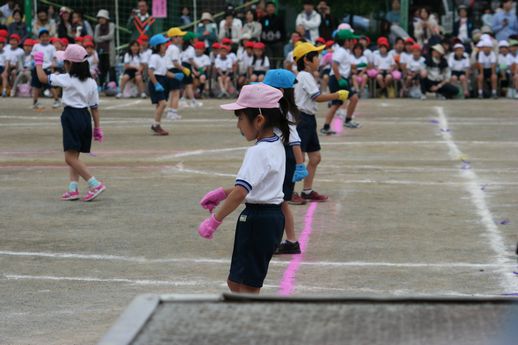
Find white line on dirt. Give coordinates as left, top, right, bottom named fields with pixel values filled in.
left=104, top=100, right=143, bottom=110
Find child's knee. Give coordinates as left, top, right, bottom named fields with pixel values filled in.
left=308, top=153, right=321, bottom=166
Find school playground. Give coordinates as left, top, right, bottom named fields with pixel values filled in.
left=0, top=97, right=517, bottom=344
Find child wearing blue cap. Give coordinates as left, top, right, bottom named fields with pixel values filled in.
left=264, top=69, right=308, bottom=254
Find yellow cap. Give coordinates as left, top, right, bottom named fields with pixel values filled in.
left=167, top=27, right=187, bottom=37
left=293, top=42, right=325, bottom=62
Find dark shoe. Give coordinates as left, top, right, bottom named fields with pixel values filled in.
left=344, top=120, right=360, bottom=128
left=301, top=190, right=328, bottom=202
left=287, top=192, right=307, bottom=205
left=151, top=124, right=169, bottom=136
left=320, top=127, right=336, bottom=135
left=275, top=241, right=301, bottom=255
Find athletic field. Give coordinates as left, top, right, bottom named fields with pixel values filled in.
left=1, top=97, right=517, bottom=344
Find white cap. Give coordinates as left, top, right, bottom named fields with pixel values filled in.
left=453, top=43, right=464, bottom=50
left=498, top=40, right=509, bottom=48
left=476, top=39, right=492, bottom=48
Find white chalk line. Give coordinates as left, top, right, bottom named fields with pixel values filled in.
left=157, top=147, right=247, bottom=160
left=436, top=106, right=517, bottom=292
left=103, top=100, right=143, bottom=110
left=1, top=250, right=515, bottom=269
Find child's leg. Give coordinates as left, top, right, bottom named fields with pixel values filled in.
left=345, top=94, right=359, bottom=122
left=169, top=90, right=180, bottom=109
left=491, top=72, right=497, bottom=93
left=460, top=75, right=469, bottom=96
left=450, top=75, right=458, bottom=86
left=257, top=74, right=264, bottom=82
left=385, top=74, right=393, bottom=87
left=352, top=75, right=359, bottom=91
left=119, top=74, right=130, bottom=94
left=227, top=279, right=260, bottom=294
left=321, top=74, right=329, bottom=92
left=135, top=74, right=145, bottom=93
left=360, top=76, right=367, bottom=91
left=154, top=100, right=166, bottom=123
left=323, top=104, right=340, bottom=129
left=376, top=74, right=385, bottom=89
left=64, top=151, right=93, bottom=182
left=281, top=202, right=297, bottom=242
left=477, top=73, right=483, bottom=93
left=184, top=83, right=194, bottom=100
left=32, top=87, right=41, bottom=104
left=51, top=87, right=59, bottom=101
left=303, top=151, right=321, bottom=191
left=250, top=74, right=258, bottom=82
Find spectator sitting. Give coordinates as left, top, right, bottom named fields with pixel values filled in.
left=57, top=7, right=74, bottom=43
left=296, top=0, right=321, bottom=43
left=317, top=1, right=337, bottom=41
left=413, top=7, right=440, bottom=46
left=453, top=5, right=474, bottom=43
left=0, top=0, right=15, bottom=26
left=32, top=7, right=57, bottom=38
left=242, top=9, right=262, bottom=40
left=196, top=12, right=218, bottom=49
left=180, top=7, right=192, bottom=26
left=420, top=44, right=459, bottom=99
left=71, top=11, right=93, bottom=38
left=491, top=0, right=518, bottom=41
left=7, top=9, right=26, bottom=42
left=219, top=9, right=242, bottom=44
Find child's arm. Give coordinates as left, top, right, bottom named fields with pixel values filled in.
left=34, top=52, right=49, bottom=84
left=148, top=67, right=158, bottom=84
left=91, top=107, right=100, bottom=128
left=214, top=186, right=247, bottom=221
left=314, top=92, right=343, bottom=102
left=292, top=145, right=304, bottom=164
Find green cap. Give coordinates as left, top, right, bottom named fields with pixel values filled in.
left=509, top=39, right=518, bottom=47
left=182, top=31, right=197, bottom=42
left=335, top=30, right=359, bottom=41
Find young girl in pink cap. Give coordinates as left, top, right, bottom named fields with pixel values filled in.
left=197, top=83, right=290, bottom=294
left=34, top=44, right=106, bottom=202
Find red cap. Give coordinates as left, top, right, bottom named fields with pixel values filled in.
left=83, top=35, right=94, bottom=42
left=9, top=33, right=21, bottom=42
left=221, top=37, right=232, bottom=45
left=377, top=36, right=389, bottom=48
left=0, top=37, right=6, bottom=43
left=325, top=40, right=334, bottom=48
left=253, top=42, right=265, bottom=49
left=404, top=37, right=415, bottom=45
left=24, top=38, right=35, bottom=46
left=75, top=36, right=84, bottom=43
left=83, top=41, right=95, bottom=48
left=411, top=43, right=421, bottom=51
left=50, top=37, right=59, bottom=43
left=244, top=41, right=255, bottom=48
left=138, top=34, right=149, bottom=42
left=359, top=35, right=371, bottom=45
left=221, top=44, right=231, bottom=52
left=193, top=41, right=205, bottom=50
left=60, top=37, right=69, bottom=46
left=212, top=42, right=221, bottom=49
left=315, top=37, right=326, bottom=44
left=0, top=29, right=8, bottom=38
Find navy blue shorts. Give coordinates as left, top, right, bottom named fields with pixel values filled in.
left=283, top=145, right=296, bottom=201
left=31, top=67, right=52, bottom=89
left=452, top=71, right=466, bottom=78
left=123, top=68, right=139, bottom=79
left=168, top=68, right=183, bottom=90
left=181, top=62, right=193, bottom=85
left=328, top=74, right=355, bottom=106
left=0, top=66, right=4, bottom=74
left=61, top=107, right=92, bottom=153
left=297, top=112, right=320, bottom=153
left=148, top=75, right=169, bottom=104
left=229, top=203, right=285, bottom=288
left=483, top=68, right=494, bottom=80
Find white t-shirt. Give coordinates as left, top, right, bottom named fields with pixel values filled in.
left=363, top=48, right=373, bottom=64
left=406, top=56, right=426, bottom=72
left=330, top=46, right=351, bottom=78
left=448, top=54, right=470, bottom=72
left=235, top=135, right=285, bottom=204
left=181, top=45, right=195, bottom=64
left=228, top=52, right=238, bottom=65
left=5, top=47, right=24, bottom=66
left=400, top=52, right=412, bottom=65
left=87, top=51, right=98, bottom=71
left=0, top=49, right=5, bottom=67
left=32, top=43, right=56, bottom=69
left=498, top=53, right=514, bottom=70
left=193, top=54, right=211, bottom=70
left=48, top=74, right=99, bottom=109
left=351, top=55, right=368, bottom=71
left=148, top=54, right=168, bottom=76
left=140, top=48, right=152, bottom=64
left=123, top=53, right=142, bottom=69
left=478, top=51, right=496, bottom=69
left=374, top=53, right=395, bottom=70
left=274, top=112, right=301, bottom=146
left=214, top=56, right=233, bottom=72
left=252, top=56, right=270, bottom=71
left=22, top=52, right=32, bottom=69
left=165, top=44, right=181, bottom=69
left=239, top=52, right=254, bottom=74
left=295, top=70, right=320, bottom=115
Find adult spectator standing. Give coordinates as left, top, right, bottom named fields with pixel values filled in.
left=317, top=1, right=336, bottom=41
left=7, top=8, right=26, bottom=41
left=196, top=12, right=218, bottom=49
left=453, top=5, right=474, bottom=43
left=242, top=9, right=262, bottom=40
left=296, top=0, right=321, bottom=43
left=386, top=0, right=410, bottom=41
left=127, top=0, right=158, bottom=41
left=32, top=7, right=57, bottom=38
left=71, top=11, right=93, bottom=38
left=94, top=9, right=116, bottom=87
left=260, top=1, right=285, bottom=65
left=492, top=0, right=518, bottom=41
left=180, top=7, right=192, bottom=26
left=218, top=8, right=242, bottom=43
left=0, top=0, right=15, bottom=26
left=57, top=7, right=74, bottom=43
left=413, top=7, right=440, bottom=46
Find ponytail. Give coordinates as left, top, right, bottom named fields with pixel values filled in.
left=279, top=88, right=300, bottom=123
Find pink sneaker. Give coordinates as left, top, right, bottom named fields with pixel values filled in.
left=83, top=183, right=106, bottom=202
left=62, top=190, right=80, bottom=201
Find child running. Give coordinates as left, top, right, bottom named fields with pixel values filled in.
left=34, top=44, right=106, bottom=201
left=198, top=83, right=290, bottom=294
left=293, top=42, right=349, bottom=202
left=264, top=69, right=309, bottom=255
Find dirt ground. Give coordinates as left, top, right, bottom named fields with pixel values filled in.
left=0, top=96, right=517, bottom=345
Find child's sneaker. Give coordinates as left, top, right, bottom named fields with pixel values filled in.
left=151, top=124, right=169, bottom=136
left=115, top=92, right=122, bottom=99
left=1, top=90, right=6, bottom=97
left=61, top=190, right=80, bottom=201
left=274, top=241, right=301, bottom=255
left=288, top=192, right=307, bottom=205
left=301, top=190, right=328, bottom=202
left=52, top=99, right=61, bottom=108
left=320, top=127, right=336, bottom=135
left=33, top=102, right=44, bottom=110
left=83, top=183, right=106, bottom=202
left=344, top=120, right=360, bottom=129
left=166, top=109, right=181, bottom=121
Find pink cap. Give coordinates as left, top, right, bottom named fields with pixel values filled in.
left=63, top=44, right=88, bottom=62
left=220, top=84, right=282, bottom=111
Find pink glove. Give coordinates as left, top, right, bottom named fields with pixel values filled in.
left=198, top=214, right=222, bottom=239
left=199, top=187, right=227, bottom=212
left=33, top=51, right=44, bottom=66
left=93, top=127, right=104, bottom=142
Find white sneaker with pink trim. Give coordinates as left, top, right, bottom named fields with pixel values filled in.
left=83, top=183, right=106, bottom=202
left=62, top=190, right=80, bottom=201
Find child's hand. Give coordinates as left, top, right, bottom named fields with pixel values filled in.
left=337, top=90, right=349, bottom=101
left=292, top=164, right=309, bottom=183
left=200, top=187, right=227, bottom=212
left=181, top=67, right=191, bottom=76
left=198, top=214, right=222, bottom=239
left=93, top=127, right=104, bottom=143
left=174, top=72, right=185, bottom=81
left=154, top=82, right=165, bottom=92
left=33, top=52, right=44, bottom=65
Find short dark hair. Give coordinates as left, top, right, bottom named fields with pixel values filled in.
left=265, top=1, right=276, bottom=7
left=37, top=7, right=48, bottom=14
left=297, top=51, right=318, bottom=72
left=68, top=61, right=92, bottom=81
left=395, top=37, right=404, bottom=44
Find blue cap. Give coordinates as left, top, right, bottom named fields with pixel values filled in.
left=263, top=69, right=297, bottom=89
left=38, top=28, right=50, bottom=37
left=149, top=34, right=169, bottom=48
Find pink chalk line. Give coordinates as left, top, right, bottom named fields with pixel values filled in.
left=331, top=117, right=345, bottom=135
left=278, top=202, right=318, bottom=296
